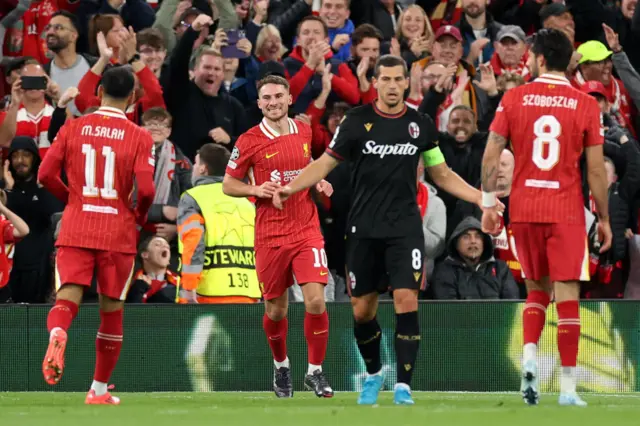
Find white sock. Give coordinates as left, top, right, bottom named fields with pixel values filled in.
left=274, top=357, right=290, bottom=369
left=523, top=343, right=537, bottom=365
left=307, top=364, right=321, bottom=375
left=560, top=367, right=577, bottom=394
left=90, top=380, right=108, bottom=396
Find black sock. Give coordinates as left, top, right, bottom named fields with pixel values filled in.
left=395, top=311, right=420, bottom=386
left=354, top=318, right=382, bottom=375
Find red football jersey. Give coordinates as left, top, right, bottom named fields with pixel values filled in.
left=39, top=106, right=156, bottom=254
left=225, top=118, right=322, bottom=248
left=0, top=218, right=16, bottom=289
left=490, top=73, right=604, bottom=225
left=0, top=104, right=54, bottom=160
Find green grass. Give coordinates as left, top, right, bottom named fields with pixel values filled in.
left=2, top=392, right=640, bottom=426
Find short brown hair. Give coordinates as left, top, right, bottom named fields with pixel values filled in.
left=137, top=28, right=166, bottom=51
left=351, top=24, right=383, bottom=47
left=142, top=107, right=173, bottom=126
left=197, top=143, right=231, bottom=177
left=88, top=14, right=124, bottom=55
left=195, top=47, right=222, bottom=67
left=297, top=15, right=328, bottom=38
left=257, top=75, right=290, bottom=94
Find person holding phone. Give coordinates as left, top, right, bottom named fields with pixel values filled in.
left=0, top=60, right=61, bottom=158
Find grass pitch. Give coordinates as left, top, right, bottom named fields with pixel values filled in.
left=2, top=392, right=640, bottom=426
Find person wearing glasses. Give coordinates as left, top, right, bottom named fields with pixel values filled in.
left=43, top=11, right=97, bottom=117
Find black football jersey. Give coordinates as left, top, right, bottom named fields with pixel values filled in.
left=326, top=103, right=442, bottom=238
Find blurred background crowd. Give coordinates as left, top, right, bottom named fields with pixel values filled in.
left=1, top=0, right=639, bottom=304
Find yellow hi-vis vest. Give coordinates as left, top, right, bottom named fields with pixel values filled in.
left=179, top=183, right=261, bottom=298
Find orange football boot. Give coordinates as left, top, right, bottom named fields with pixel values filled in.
left=85, top=387, right=121, bottom=405
left=42, top=328, right=68, bottom=385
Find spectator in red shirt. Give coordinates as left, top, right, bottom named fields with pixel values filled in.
left=283, top=15, right=359, bottom=114
left=0, top=60, right=61, bottom=157
left=0, top=187, right=29, bottom=303
left=87, top=14, right=129, bottom=62
left=75, top=30, right=165, bottom=123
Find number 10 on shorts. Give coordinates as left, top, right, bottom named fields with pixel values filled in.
left=312, top=248, right=328, bottom=268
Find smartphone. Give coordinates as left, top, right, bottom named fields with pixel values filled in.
left=221, top=29, right=249, bottom=59
left=21, top=76, right=47, bottom=91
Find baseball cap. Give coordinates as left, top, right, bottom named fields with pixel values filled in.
left=497, top=25, right=526, bottom=43
left=539, top=3, right=570, bottom=23
left=257, top=61, right=286, bottom=80
left=176, top=7, right=201, bottom=28
left=434, top=25, right=462, bottom=42
left=2, top=56, right=31, bottom=75
left=581, top=80, right=608, bottom=98
left=577, top=40, right=613, bottom=64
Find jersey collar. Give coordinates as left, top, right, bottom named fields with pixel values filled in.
left=534, top=73, right=571, bottom=87
left=259, top=118, right=298, bottom=140
left=94, top=106, right=128, bottom=119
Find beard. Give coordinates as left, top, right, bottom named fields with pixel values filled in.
left=463, top=4, right=485, bottom=18
left=46, top=37, right=68, bottom=53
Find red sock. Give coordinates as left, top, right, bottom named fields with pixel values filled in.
left=47, top=299, right=79, bottom=332
left=94, top=309, right=123, bottom=383
left=304, top=311, right=329, bottom=365
left=557, top=300, right=580, bottom=367
left=523, top=290, right=550, bottom=344
left=263, top=314, right=288, bottom=363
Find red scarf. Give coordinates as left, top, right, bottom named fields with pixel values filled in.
left=417, top=182, right=429, bottom=218
left=134, top=269, right=179, bottom=303
left=430, top=0, right=463, bottom=31
left=490, top=50, right=530, bottom=82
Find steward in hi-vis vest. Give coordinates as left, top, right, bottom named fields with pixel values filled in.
left=177, top=144, right=260, bottom=304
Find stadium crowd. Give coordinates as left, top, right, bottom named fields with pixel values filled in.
left=0, top=0, right=639, bottom=304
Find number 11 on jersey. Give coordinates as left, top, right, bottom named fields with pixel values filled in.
left=82, top=144, right=118, bottom=199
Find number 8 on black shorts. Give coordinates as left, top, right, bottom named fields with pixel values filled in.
left=345, top=235, right=426, bottom=297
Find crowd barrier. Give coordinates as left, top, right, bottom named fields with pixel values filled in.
left=0, top=301, right=636, bottom=392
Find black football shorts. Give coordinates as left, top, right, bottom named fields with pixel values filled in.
left=345, top=235, right=426, bottom=297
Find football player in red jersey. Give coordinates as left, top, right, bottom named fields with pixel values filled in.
left=38, top=66, right=155, bottom=405
left=222, top=74, right=334, bottom=399
left=481, top=29, right=612, bottom=407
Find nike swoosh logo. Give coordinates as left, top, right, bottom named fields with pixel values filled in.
left=266, top=152, right=279, bottom=159
left=320, top=271, right=328, bottom=276
left=313, top=330, right=328, bottom=335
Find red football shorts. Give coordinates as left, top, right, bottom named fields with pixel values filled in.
left=55, top=246, right=136, bottom=300
left=511, top=223, right=590, bottom=283
left=255, top=237, right=329, bottom=300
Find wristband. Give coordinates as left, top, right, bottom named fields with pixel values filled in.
left=482, top=191, right=496, bottom=208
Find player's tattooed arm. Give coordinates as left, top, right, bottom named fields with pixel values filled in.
left=481, top=132, right=508, bottom=193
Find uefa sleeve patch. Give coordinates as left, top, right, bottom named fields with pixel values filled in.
left=231, top=146, right=240, bottom=160
left=228, top=160, right=237, bottom=169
